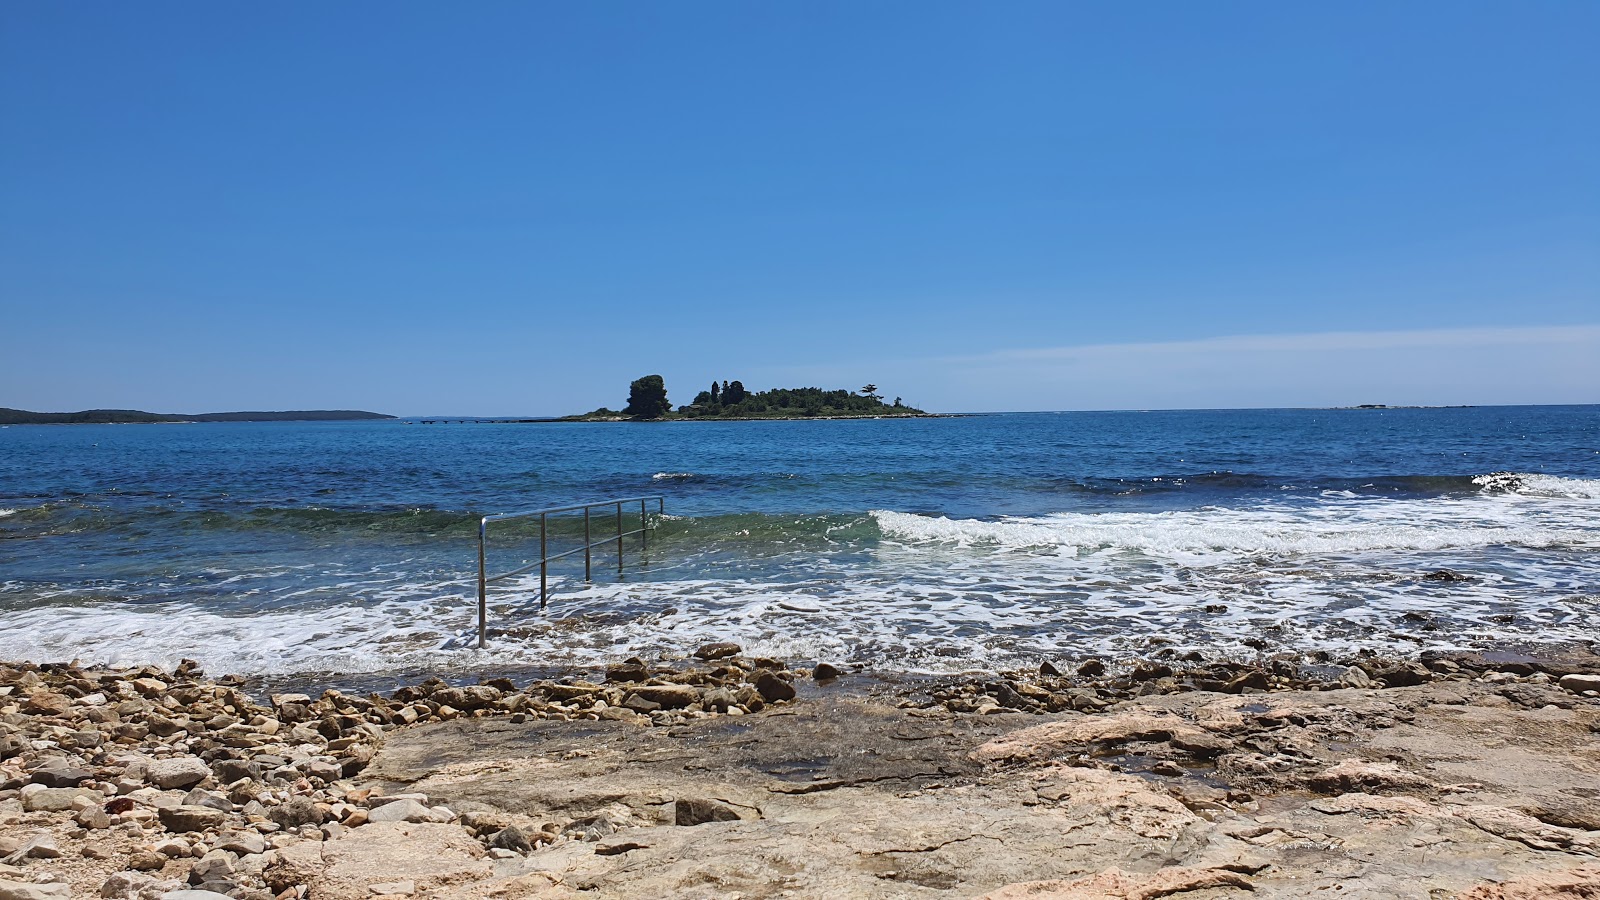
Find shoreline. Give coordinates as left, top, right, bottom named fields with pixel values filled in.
left=3, top=646, right=1598, bottom=898
left=555, top=412, right=956, bottom=423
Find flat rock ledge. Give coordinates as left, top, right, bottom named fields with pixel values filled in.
left=0, top=647, right=1597, bottom=898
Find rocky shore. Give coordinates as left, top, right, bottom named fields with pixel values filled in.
left=2, top=646, right=1597, bottom=899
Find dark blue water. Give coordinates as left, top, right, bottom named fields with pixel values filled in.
left=2, top=406, right=1597, bottom=674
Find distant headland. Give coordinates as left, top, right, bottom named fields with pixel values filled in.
left=566, top=375, right=932, bottom=421
left=0, top=408, right=395, bottom=425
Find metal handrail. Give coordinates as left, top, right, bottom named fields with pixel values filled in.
left=475, top=495, right=665, bottom=648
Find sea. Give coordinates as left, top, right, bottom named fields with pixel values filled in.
left=2, top=406, right=1597, bottom=678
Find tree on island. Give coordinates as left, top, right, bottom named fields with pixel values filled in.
left=722, top=380, right=748, bottom=405
left=709, top=381, right=720, bottom=404
left=624, top=375, right=671, bottom=419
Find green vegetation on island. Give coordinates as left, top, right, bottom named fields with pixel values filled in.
left=570, top=376, right=928, bottom=421
left=0, top=408, right=396, bottom=425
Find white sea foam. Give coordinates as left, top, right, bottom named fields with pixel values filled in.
left=0, top=508, right=17, bottom=518
left=3, top=480, right=1596, bottom=676
left=652, top=472, right=695, bottom=480
left=1494, top=473, right=1600, bottom=500
left=871, top=504, right=1587, bottom=557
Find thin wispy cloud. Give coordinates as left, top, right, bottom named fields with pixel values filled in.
left=756, top=324, right=1600, bottom=411
left=956, top=325, right=1600, bottom=364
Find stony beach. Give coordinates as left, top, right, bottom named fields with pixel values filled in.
left=2, top=647, right=1598, bottom=899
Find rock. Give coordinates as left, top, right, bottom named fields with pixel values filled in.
left=605, top=662, right=649, bottom=683
left=1033, top=768, right=1201, bottom=840
left=488, top=826, right=532, bottom=853
left=675, top=798, right=742, bottom=826
left=148, top=758, right=211, bottom=790
left=160, top=892, right=236, bottom=900
left=20, top=786, right=96, bottom=812
left=978, top=866, right=1252, bottom=899
left=1168, top=732, right=1235, bottom=758
left=1039, top=660, right=1063, bottom=676
left=129, top=851, right=170, bottom=871
left=1130, top=663, right=1173, bottom=681
left=1226, top=669, right=1271, bottom=692
left=621, top=693, right=662, bottom=713
left=1558, top=674, right=1600, bottom=694
left=561, top=815, right=615, bottom=842
left=365, top=799, right=448, bottom=824
left=180, top=788, right=231, bottom=812
left=188, top=849, right=237, bottom=884
left=367, top=882, right=416, bottom=897
left=0, top=881, right=71, bottom=900
left=1, top=834, right=60, bottom=864
left=100, top=871, right=160, bottom=898
left=75, top=806, right=112, bottom=829
left=694, top=642, right=742, bottom=660
left=266, top=822, right=491, bottom=897
left=303, top=758, right=342, bottom=782
left=214, top=832, right=265, bottom=856
left=1306, top=759, right=1434, bottom=795
left=430, top=686, right=501, bottom=711
left=753, top=672, right=795, bottom=703
left=1077, top=659, right=1106, bottom=677
left=210, top=759, right=257, bottom=784
left=701, top=687, right=735, bottom=713
left=159, top=805, right=226, bottom=833
left=975, top=712, right=1210, bottom=763
left=269, top=797, right=324, bottom=828
left=812, top=662, right=841, bottom=681
left=1455, top=865, right=1600, bottom=899
left=1370, top=660, right=1433, bottom=687
left=627, top=685, right=699, bottom=710
left=21, top=692, right=71, bottom=716
left=1455, top=805, right=1600, bottom=854
left=1340, top=666, right=1373, bottom=688
left=594, top=837, right=649, bottom=855
left=1309, top=792, right=1440, bottom=817
left=29, top=761, right=93, bottom=788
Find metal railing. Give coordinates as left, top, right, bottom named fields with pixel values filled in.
left=476, top=495, right=665, bottom=648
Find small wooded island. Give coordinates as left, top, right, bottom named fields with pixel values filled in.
left=0, top=408, right=395, bottom=425
left=567, top=375, right=929, bottom=421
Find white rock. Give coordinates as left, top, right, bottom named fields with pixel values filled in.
left=0, top=880, right=71, bottom=900
left=147, top=758, right=211, bottom=790
left=1339, top=666, right=1372, bottom=688
left=364, top=799, right=448, bottom=824
left=1558, top=673, right=1600, bottom=694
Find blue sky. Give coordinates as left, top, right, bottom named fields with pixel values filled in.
left=2, top=2, right=1596, bottom=414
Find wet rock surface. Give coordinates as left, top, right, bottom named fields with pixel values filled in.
left=0, top=648, right=1596, bottom=898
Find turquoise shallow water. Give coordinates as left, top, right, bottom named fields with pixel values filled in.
left=2, top=406, right=1597, bottom=674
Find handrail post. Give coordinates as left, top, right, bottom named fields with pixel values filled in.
left=477, top=495, right=664, bottom=629
left=477, top=517, right=488, bottom=649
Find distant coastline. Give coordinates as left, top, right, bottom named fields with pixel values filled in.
left=0, top=408, right=395, bottom=425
